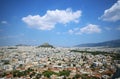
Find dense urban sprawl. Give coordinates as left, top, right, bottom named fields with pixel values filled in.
left=0, top=46, right=120, bottom=79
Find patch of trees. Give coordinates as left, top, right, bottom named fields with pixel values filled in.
left=110, top=53, right=120, bottom=60
left=37, top=43, right=54, bottom=48
left=42, top=70, right=70, bottom=78
left=70, top=50, right=107, bottom=55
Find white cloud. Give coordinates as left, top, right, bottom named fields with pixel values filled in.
left=100, top=0, right=120, bottom=22
left=68, top=24, right=101, bottom=35
left=22, top=8, right=82, bottom=30
left=1, top=21, right=7, bottom=24
left=80, top=24, right=101, bottom=34
left=68, top=29, right=74, bottom=34
left=68, top=28, right=80, bottom=34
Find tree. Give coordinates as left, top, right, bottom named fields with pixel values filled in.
left=74, top=74, right=81, bottom=79
left=58, top=63, right=61, bottom=66
left=44, top=65, right=47, bottom=68
left=81, top=74, right=88, bottom=79
left=28, top=68, right=34, bottom=71
left=63, top=76, right=67, bottom=79
left=59, top=70, right=70, bottom=77
left=42, top=70, right=55, bottom=78
left=73, top=64, right=76, bottom=67
left=4, top=60, right=10, bottom=65
left=1, top=72, right=6, bottom=77
left=17, top=71, right=24, bottom=77
left=30, top=72, right=36, bottom=78
left=36, top=73, right=42, bottom=79
left=19, top=64, right=23, bottom=68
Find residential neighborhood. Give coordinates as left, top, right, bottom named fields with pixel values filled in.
left=0, top=45, right=120, bottom=79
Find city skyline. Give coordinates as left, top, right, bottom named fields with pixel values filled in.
left=0, top=0, right=120, bottom=46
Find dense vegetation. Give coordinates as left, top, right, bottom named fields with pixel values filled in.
left=0, top=69, right=71, bottom=79
left=37, top=43, right=54, bottom=48
left=109, top=53, right=120, bottom=60
left=42, top=70, right=70, bottom=78
left=70, top=50, right=107, bottom=55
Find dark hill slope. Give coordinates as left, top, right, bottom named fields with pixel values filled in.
left=75, top=39, right=120, bottom=47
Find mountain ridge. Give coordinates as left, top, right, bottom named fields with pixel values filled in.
left=75, top=39, right=120, bottom=47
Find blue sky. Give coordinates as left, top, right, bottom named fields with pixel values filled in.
left=0, top=0, right=120, bottom=46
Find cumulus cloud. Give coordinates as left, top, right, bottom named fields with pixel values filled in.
left=68, top=24, right=101, bottom=35
left=1, top=21, right=7, bottom=24
left=68, top=29, right=74, bottom=34
left=22, top=8, right=81, bottom=30
left=80, top=24, right=101, bottom=34
left=100, top=0, right=120, bottom=22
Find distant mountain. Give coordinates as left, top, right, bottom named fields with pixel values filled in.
left=75, top=39, right=120, bottom=47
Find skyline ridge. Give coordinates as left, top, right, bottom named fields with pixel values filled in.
left=1, top=38, right=120, bottom=47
